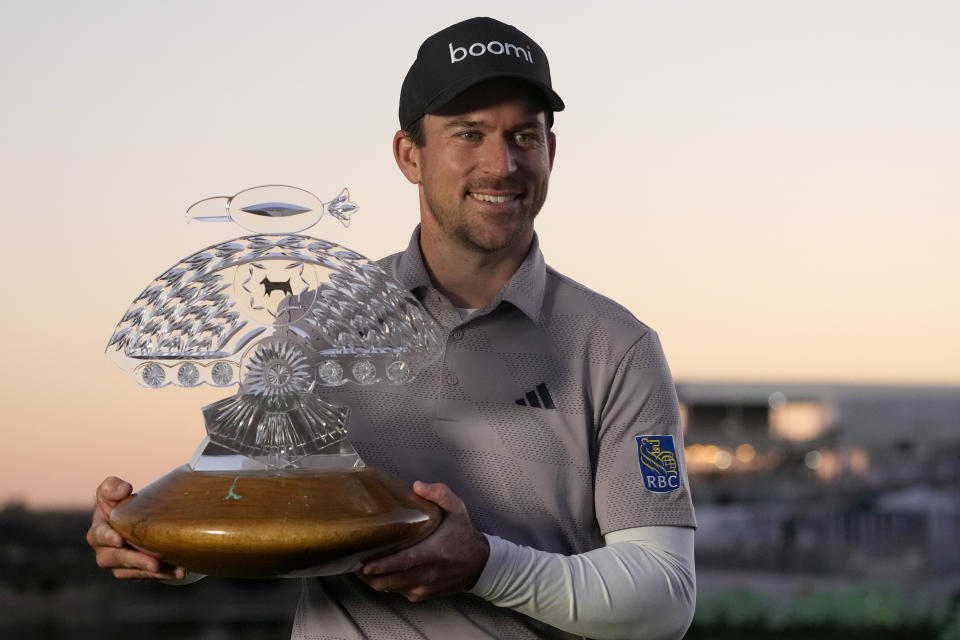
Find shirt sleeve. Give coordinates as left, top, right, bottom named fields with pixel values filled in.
left=469, top=525, right=696, bottom=640
left=594, top=330, right=696, bottom=533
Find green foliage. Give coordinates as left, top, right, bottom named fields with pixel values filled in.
left=940, top=610, right=960, bottom=640
left=694, top=589, right=772, bottom=629
left=692, top=585, right=952, bottom=637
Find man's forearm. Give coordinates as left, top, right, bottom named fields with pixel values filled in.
left=469, top=526, right=695, bottom=640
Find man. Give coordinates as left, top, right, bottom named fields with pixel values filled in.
left=88, top=17, right=696, bottom=640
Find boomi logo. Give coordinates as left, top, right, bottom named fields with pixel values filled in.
left=448, top=40, right=533, bottom=64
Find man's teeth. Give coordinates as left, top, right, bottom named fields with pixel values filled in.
left=470, top=193, right=517, bottom=203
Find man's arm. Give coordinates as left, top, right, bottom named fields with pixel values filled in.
left=471, top=526, right=695, bottom=640
left=86, top=476, right=187, bottom=580
left=359, top=483, right=694, bottom=640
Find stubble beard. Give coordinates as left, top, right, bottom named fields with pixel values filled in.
left=423, top=182, right=543, bottom=255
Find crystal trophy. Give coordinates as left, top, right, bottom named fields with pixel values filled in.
left=105, top=185, right=443, bottom=577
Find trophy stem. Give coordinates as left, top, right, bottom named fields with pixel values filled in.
left=201, top=392, right=352, bottom=469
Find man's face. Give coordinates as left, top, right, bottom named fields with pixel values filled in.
left=402, top=81, right=556, bottom=255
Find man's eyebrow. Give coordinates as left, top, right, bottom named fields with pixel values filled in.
left=441, top=118, right=546, bottom=131
left=442, top=119, right=485, bottom=130
left=510, top=119, right=547, bottom=131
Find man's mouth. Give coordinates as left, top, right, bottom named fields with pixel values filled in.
left=469, top=192, right=519, bottom=204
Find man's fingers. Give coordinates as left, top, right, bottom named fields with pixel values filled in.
left=95, top=546, right=162, bottom=573
left=413, top=481, right=463, bottom=513
left=95, top=476, right=133, bottom=503
left=97, top=545, right=188, bottom=581
left=360, top=482, right=487, bottom=601
left=88, top=475, right=181, bottom=581
left=86, top=520, right=126, bottom=548
left=358, top=565, right=438, bottom=598
left=111, top=567, right=181, bottom=581
left=363, top=482, right=464, bottom=576
left=361, top=545, right=422, bottom=576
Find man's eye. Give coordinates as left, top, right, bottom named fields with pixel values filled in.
left=515, top=132, right=542, bottom=146
left=457, top=131, right=482, bottom=141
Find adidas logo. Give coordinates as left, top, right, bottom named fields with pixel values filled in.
left=515, top=383, right=556, bottom=410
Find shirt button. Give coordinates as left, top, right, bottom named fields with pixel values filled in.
left=445, top=373, right=459, bottom=386
left=451, top=329, right=464, bottom=341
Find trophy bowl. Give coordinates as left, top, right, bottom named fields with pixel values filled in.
left=110, top=466, right=440, bottom=577
left=104, top=185, right=444, bottom=578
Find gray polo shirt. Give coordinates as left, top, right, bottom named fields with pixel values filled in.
left=293, top=228, right=695, bottom=640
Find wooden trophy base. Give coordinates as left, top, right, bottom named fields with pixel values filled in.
left=110, top=465, right=441, bottom=578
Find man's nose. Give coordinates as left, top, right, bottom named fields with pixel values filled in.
left=480, top=137, right=517, bottom=176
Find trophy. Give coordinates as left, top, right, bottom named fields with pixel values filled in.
left=105, top=185, right=443, bottom=578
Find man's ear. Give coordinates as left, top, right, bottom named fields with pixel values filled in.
left=547, top=131, right=557, bottom=171
left=394, top=130, right=422, bottom=184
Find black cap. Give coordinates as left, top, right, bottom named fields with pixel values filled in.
left=399, top=17, right=565, bottom=130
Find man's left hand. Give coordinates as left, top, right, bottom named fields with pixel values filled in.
left=359, top=481, right=490, bottom=602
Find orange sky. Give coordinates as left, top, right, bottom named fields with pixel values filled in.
left=2, top=2, right=957, bottom=508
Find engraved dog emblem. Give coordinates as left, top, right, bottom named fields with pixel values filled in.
left=260, top=277, right=293, bottom=297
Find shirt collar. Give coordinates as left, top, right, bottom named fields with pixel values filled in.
left=395, top=225, right=547, bottom=324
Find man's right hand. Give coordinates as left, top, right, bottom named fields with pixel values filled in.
left=86, top=476, right=186, bottom=580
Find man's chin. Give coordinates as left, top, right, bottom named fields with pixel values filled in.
left=456, top=224, right=532, bottom=255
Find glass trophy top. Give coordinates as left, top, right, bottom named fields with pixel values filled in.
left=106, top=185, right=442, bottom=469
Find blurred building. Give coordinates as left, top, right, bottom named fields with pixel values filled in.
left=677, top=382, right=960, bottom=576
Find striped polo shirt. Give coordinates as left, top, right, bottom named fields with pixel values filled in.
left=294, top=227, right=695, bottom=640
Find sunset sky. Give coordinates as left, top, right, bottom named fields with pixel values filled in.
left=2, top=1, right=957, bottom=508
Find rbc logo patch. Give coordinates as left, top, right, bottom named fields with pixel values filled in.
left=636, top=435, right=681, bottom=493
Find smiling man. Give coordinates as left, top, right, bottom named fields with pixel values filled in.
left=88, top=17, right=696, bottom=640
left=401, top=78, right=555, bottom=309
